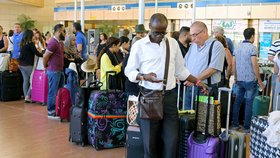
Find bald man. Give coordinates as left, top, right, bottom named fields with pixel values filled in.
left=125, top=14, right=207, bottom=158
left=184, top=21, right=225, bottom=110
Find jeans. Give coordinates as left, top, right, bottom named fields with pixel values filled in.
left=183, top=86, right=198, bottom=110
left=46, top=70, right=65, bottom=115
left=19, top=65, right=33, bottom=97
left=232, top=81, right=257, bottom=129
left=272, top=73, right=278, bottom=110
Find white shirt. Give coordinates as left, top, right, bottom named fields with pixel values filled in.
left=125, top=35, right=191, bottom=90
left=7, top=36, right=13, bottom=52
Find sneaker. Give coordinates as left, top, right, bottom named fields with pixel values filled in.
left=231, top=126, right=240, bottom=131
left=243, top=129, right=250, bottom=133
left=47, top=114, right=60, bottom=119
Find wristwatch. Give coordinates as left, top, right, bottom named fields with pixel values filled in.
left=139, top=73, right=145, bottom=81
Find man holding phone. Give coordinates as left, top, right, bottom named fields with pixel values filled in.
left=125, top=13, right=207, bottom=158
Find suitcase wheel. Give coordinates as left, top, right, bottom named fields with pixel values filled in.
left=81, top=142, right=85, bottom=147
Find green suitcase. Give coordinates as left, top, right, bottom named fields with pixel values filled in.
left=252, top=72, right=271, bottom=116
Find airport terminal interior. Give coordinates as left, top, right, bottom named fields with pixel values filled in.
left=0, top=0, right=280, bottom=158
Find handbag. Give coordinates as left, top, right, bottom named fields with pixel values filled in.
left=196, top=91, right=221, bottom=136
left=9, top=58, right=19, bottom=72
left=139, top=38, right=170, bottom=120
left=127, top=95, right=139, bottom=126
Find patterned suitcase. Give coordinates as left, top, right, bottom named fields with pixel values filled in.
left=31, top=70, right=48, bottom=105
left=87, top=90, right=128, bottom=150
left=250, top=116, right=280, bottom=158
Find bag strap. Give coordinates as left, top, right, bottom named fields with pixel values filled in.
left=207, top=40, right=216, bottom=86
left=163, top=38, right=170, bottom=93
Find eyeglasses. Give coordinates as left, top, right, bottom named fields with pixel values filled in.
left=190, top=29, right=204, bottom=38
left=150, top=31, right=167, bottom=37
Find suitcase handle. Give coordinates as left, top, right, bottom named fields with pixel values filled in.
left=218, top=87, right=232, bottom=139
left=176, top=82, right=195, bottom=110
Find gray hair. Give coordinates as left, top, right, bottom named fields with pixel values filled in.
left=213, top=26, right=224, bottom=35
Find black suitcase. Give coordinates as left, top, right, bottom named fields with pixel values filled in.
left=177, top=84, right=195, bottom=158
left=178, top=112, right=195, bottom=158
left=126, top=126, right=144, bottom=158
left=0, top=71, right=21, bottom=101
left=69, top=106, right=88, bottom=146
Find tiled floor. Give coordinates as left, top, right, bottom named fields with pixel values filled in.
left=0, top=100, right=125, bottom=158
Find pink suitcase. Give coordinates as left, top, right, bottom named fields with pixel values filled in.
left=31, top=70, right=48, bottom=105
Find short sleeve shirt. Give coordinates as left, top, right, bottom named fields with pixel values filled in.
left=46, top=37, right=64, bottom=71
left=233, top=41, right=257, bottom=82
left=12, top=32, right=23, bottom=59
left=184, top=38, right=225, bottom=84
left=76, top=32, right=87, bottom=61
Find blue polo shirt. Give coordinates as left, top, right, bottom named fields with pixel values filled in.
left=12, top=32, right=23, bottom=59
left=184, top=38, right=225, bottom=84
left=76, top=31, right=87, bottom=61
left=233, top=40, right=257, bottom=82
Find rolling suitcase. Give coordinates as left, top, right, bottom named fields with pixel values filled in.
left=252, top=73, right=271, bottom=116
left=219, top=87, right=241, bottom=158
left=69, top=78, right=103, bottom=147
left=87, top=71, right=128, bottom=150
left=55, top=87, right=71, bottom=122
left=69, top=87, right=87, bottom=146
left=177, top=83, right=195, bottom=158
left=126, top=126, right=144, bottom=158
left=0, top=71, right=21, bottom=101
left=187, top=87, right=220, bottom=158
left=31, top=70, right=48, bottom=105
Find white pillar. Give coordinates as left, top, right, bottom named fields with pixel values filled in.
left=139, top=0, right=145, bottom=24
left=81, top=0, right=85, bottom=32
left=192, top=0, right=196, bottom=23
left=155, top=0, right=158, bottom=13
left=74, top=0, right=77, bottom=22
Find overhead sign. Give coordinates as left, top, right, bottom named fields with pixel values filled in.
left=212, top=20, right=248, bottom=33
left=259, top=20, right=280, bottom=32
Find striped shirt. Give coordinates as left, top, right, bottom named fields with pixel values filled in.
left=268, top=39, right=280, bottom=56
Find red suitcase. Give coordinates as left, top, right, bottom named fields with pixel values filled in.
left=55, top=87, right=71, bottom=122
left=31, top=70, right=48, bottom=105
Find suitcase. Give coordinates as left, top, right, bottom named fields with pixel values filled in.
left=69, top=106, right=87, bottom=146
left=252, top=73, right=271, bottom=116
left=250, top=116, right=280, bottom=158
left=55, top=87, right=71, bottom=122
left=218, top=87, right=246, bottom=158
left=0, top=71, right=21, bottom=101
left=177, top=83, right=196, bottom=158
left=87, top=71, right=128, bottom=150
left=126, top=126, right=144, bottom=158
left=69, top=79, right=102, bottom=147
left=187, top=87, right=220, bottom=158
left=31, top=70, right=48, bottom=105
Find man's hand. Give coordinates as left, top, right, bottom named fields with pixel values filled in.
left=196, top=82, right=208, bottom=95
left=183, top=80, right=194, bottom=87
left=258, top=79, right=265, bottom=91
left=143, top=72, right=163, bottom=83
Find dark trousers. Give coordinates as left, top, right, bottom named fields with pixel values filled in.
left=139, top=91, right=178, bottom=158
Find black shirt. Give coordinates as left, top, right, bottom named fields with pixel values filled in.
left=18, top=42, right=43, bottom=66
left=178, top=40, right=190, bottom=58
